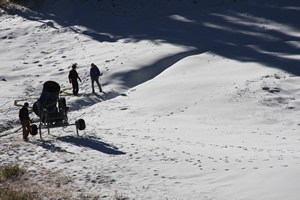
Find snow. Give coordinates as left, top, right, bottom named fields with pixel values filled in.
left=1, top=0, right=300, bottom=199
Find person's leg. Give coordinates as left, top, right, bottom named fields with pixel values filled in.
left=72, top=82, right=76, bottom=95
left=91, top=79, right=95, bottom=93
left=21, top=120, right=30, bottom=141
left=21, top=121, right=26, bottom=140
left=74, top=81, right=79, bottom=95
left=24, top=120, right=31, bottom=137
left=95, top=79, right=102, bottom=92
left=76, top=82, right=79, bottom=95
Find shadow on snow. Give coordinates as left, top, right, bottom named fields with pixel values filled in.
left=32, top=135, right=125, bottom=155
left=32, top=140, right=73, bottom=154
left=6, top=0, right=300, bottom=93
left=57, top=135, right=126, bottom=155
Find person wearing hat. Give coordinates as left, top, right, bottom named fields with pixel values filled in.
left=90, top=63, right=103, bottom=93
left=19, top=102, right=31, bottom=141
left=68, top=64, right=82, bottom=96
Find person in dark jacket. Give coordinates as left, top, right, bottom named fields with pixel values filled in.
left=90, top=63, right=102, bottom=93
left=68, top=64, right=82, bottom=95
left=19, top=102, right=31, bottom=141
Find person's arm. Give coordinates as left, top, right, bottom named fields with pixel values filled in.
left=68, top=72, right=72, bottom=83
left=97, top=67, right=100, bottom=79
left=76, top=71, right=82, bottom=82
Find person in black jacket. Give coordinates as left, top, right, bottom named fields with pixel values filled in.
left=90, top=63, right=102, bottom=93
left=68, top=64, right=82, bottom=95
left=19, top=102, right=31, bottom=141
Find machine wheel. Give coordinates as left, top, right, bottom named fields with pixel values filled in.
left=76, top=119, right=86, bottom=130
left=30, top=124, right=38, bottom=136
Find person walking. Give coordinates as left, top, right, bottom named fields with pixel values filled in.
left=19, top=102, right=31, bottom=141
left=68, top=64, right=82, bottom=96
left=90, top=63, right=103, bottom=93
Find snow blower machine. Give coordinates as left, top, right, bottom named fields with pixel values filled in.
left=32, top=81, right=86, bottom=139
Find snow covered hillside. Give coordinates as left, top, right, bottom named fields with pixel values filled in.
left=1, top=0, right=300, bottom=199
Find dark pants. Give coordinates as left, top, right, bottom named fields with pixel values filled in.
left=72, top=80, right=79, bottom=95
left=91, top=78, right=102, bottom=92
left=21, top=120, right=31, bottom=140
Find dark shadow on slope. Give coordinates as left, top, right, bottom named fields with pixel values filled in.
left=67, top=92, right=106, bottom=112
left=9, top=0, right=300, bottom=88
left=57, top=135, right=126, bottom=155
left=51, top=2, right=300, bottom=75
left=66, top=90, right=121, bottom=112
left=214, top=42, right=300, bottom=75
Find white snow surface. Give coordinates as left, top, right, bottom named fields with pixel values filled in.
left=1, top=0, right=300, bottom=199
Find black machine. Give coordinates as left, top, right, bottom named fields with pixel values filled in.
left=32, top=81, right=85, bottom=139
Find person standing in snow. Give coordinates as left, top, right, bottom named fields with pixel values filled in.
left=19, top=102, right=31, bottom=142
left=68, top=64, right=82, bottom=96
left=90, top=63, right=103, bottom=93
